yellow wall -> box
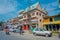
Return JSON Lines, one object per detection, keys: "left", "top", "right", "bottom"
{"left": 43, "top": 18, "right": 50, "bottom": 23}
{"left": 43, "top": 16, "right": 60, "bottom": 25}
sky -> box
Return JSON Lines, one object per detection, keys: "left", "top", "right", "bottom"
{"left": 0, "top": 0, "right": 60, "bottom": 21}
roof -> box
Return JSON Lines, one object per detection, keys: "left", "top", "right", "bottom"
{"left": 23, "top": 2, "right": 40, "bottom": 13}
{"left": 44, "top": 13, "right": 60, "bottom": 18}
{"left": 18, "top": 2, "right": 47, "bottom": 15}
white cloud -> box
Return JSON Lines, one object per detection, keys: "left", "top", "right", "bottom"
{"left": 0, "top": 0, "right": 18, "bottom": 14}
{"left": 44, "top": 1, "right": 58, "bottom": 11}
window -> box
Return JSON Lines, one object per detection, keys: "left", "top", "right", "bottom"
{"left": 42, "top": 15, "right": 44, "bottom": 17}
{"left": 54, "top": 16, "right": 60, "bottom": 21}
{"left": 36, "top": 12, "right": 38, "bottom": 15}
{"left": 40, "top": 29, "right": 43, "bottom": 31}
{"left": 32, "top": 13, "right": 35, "bottom": 16}
{"left": 24, "top": 16, "right": 26, "bottom": 18}
{"left": 50, "top": 18, "right": 53, "bottom": 22}
{"left": 40, "top": 19, "right": 41, "bottom": 22}
{"left": 35, "top": 28, "right": 39, "bottom": 31}
{"left": 39, "top": 14, "right": 41, "bottom": 16}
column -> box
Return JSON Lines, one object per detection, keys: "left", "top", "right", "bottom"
{"left": 26, "top": 25, "right": 28, "bottom": 30}
{"left": 51, "top": 25, "right": 53, "bottom": 32}
{"left": 36, "top": 24, "right": 37, "bottom": 28}
{"left": 48, "top": 25, "right": 50, "bottom": 31}
{"left": 55, "top": 25, "right": 57, "bottom": 31}
{"left": 59, "top": 24, "right": 60, "bottom": 28}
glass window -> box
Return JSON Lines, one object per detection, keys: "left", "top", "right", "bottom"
{"left": 36, "top": 12, "right": 38, "bottom": 15}
{"left": 40, "top": 19, "right": 41, "bottom": 22}
{"left": 32, "top": 13, "right": 35, "bottom": 16}
{"left": 50, "top": 18, "right": 53, "bottom": 22}
{"left": 42, "top": 15, "right": 44, "bottom": 17}
{"left": 54, "top": 16, "right": 60, "bottom": 21}
{"left": 39, "top": 14, "right": 41, "bottom": 16}
{"left": 40, "top": 28, "right": 43, "bottom": 31}
{"left": 24, "top": 16, "right": 26, "bottom": 18}
{"left": 35, "top": 28, "right": 39, "bottom": 31}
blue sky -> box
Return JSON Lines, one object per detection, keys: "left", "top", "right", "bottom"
{"left": 0, "top": 0, "right": 59, "bottom": 21}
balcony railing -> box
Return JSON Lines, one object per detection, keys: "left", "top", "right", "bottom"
{"left": 18, "top": 14, "right": 23, "bottom": 17}
{"left": 23, "top": 17, "right": 28, "bottom": 20}
{"left": 19, "top": 19, "right": 23, "bottom": 21}
{"left": 31, "top": 19, "right": 38, "bottom": 23}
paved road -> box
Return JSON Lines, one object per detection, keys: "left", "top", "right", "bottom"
{"left": 0, "top": 31, "right": 60, "bottom": 40}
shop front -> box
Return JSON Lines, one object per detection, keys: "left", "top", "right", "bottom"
{"left": 45, "top": 24, "right": 60, "bottom": 31}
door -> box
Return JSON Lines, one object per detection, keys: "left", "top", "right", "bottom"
{"left": 23, "top": 25, "right": 26, "bottom": 30}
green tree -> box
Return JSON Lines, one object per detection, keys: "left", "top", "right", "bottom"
{"left": 0, "top": 21, "right": 4, "bottom": 26}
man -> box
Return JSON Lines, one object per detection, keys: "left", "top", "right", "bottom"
{"left": 19, "top": 26, "right": 24, "bottom": 35}
{"left": 20, "top": 26, "right": 22, "bottom": 34}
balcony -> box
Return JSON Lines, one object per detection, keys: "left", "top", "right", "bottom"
{"left": 23, "top": 16, "right": 28, "bottom": 20}
{"left": 19, "top": 19, "right": 23, "bottom": 21}
{"left": 23, "top": 18, "right": 28, "bottom": 20}
{"left": 31, "top": 12, "right": 38, "bottom": 18}
{"left": 31, "top": 15, "right": 36, "bottom": 18}
{"left": 18, "top": 14, "right": 23, "bottom": 17}
{"left": 31, "top": 19, "right": 38, "bottom": 23}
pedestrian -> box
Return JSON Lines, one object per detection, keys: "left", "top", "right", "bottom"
{"left": 58, "top": 28, "right": 60, "bottom": 38}
{"left": 5, "top": 26, "right": 10, "bottom": 35}
{"left": 19, "top": 26, "right": 23, "bottom": 35}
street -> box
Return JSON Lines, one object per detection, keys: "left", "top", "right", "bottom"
{"left": 0, "top": 31, "right": 60, "bottom": 40}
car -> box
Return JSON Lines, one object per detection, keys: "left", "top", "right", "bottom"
{"left": 9, "top": 28, "right": 15, "bottom": 32}
{"left": 33, "top": 28, "right": 52, "bottom": 37}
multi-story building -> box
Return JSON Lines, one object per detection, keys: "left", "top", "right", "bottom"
{"left": 43, "top": 14, "right": 60, "bottom": 31}
{"left": 8, "top": 17, "right": 20, "bottom": 28}
{"left": 18, "top": 2, "right": 47, "bottom": 30}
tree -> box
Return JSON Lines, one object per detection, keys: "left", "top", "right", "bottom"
{"left": 0, "top": 21, "right": 4, "bottom": 26}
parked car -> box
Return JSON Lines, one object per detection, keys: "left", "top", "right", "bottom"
{"left": 33, "top": 28, "right": 52, "bottom": 37}
{"left": 9, "top": 28, "right": 15, "bottom": 32}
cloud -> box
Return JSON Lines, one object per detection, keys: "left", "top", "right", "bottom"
{"left": 41, "top": 0, "right": 59, "bottom": 16}
{"left": 42, "top": 1, "right": 58, "bottom": 11}
{"left": 0, "top": 0, "right": 18, "bottom": 14}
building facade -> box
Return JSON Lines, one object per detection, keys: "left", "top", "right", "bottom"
{"left": 18, "top": 2, "right": 47, "bottom": 30}
{"left": 8, "top": 17, "right": 20, "bottom": 28}
{"left": 43, "top": 14, "right": 60, "bottom": 31}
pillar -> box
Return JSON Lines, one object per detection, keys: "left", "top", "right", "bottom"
{"left": 51, "top": 25, "right": 53, "bottom": 32}
{"left": 59, "top": 24, "right": 60, "bottom": 28}
{"left": 48, "top": 25, "right": 50, "bottom": 31}
{"left": 55, "top": 25, "right": 57, "bottom": 31}
{"left": 36, "top": 24, "right": 37, "bottom": 28}
{"left": 26, "top": 25, "right": 28, "bottom": 30}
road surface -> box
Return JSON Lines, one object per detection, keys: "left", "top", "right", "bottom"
{"left": 0, "top": 31, "right": 60, "bottom": 40}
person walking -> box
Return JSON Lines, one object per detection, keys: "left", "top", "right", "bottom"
{"left": 58, "top": 28, "right": 60, "bottom": 38}
{"left": 19, "top": 26, "right": 23, "bottom": 35}
{"left": 5, "top": 26, "right": 10, "bottom": 35}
